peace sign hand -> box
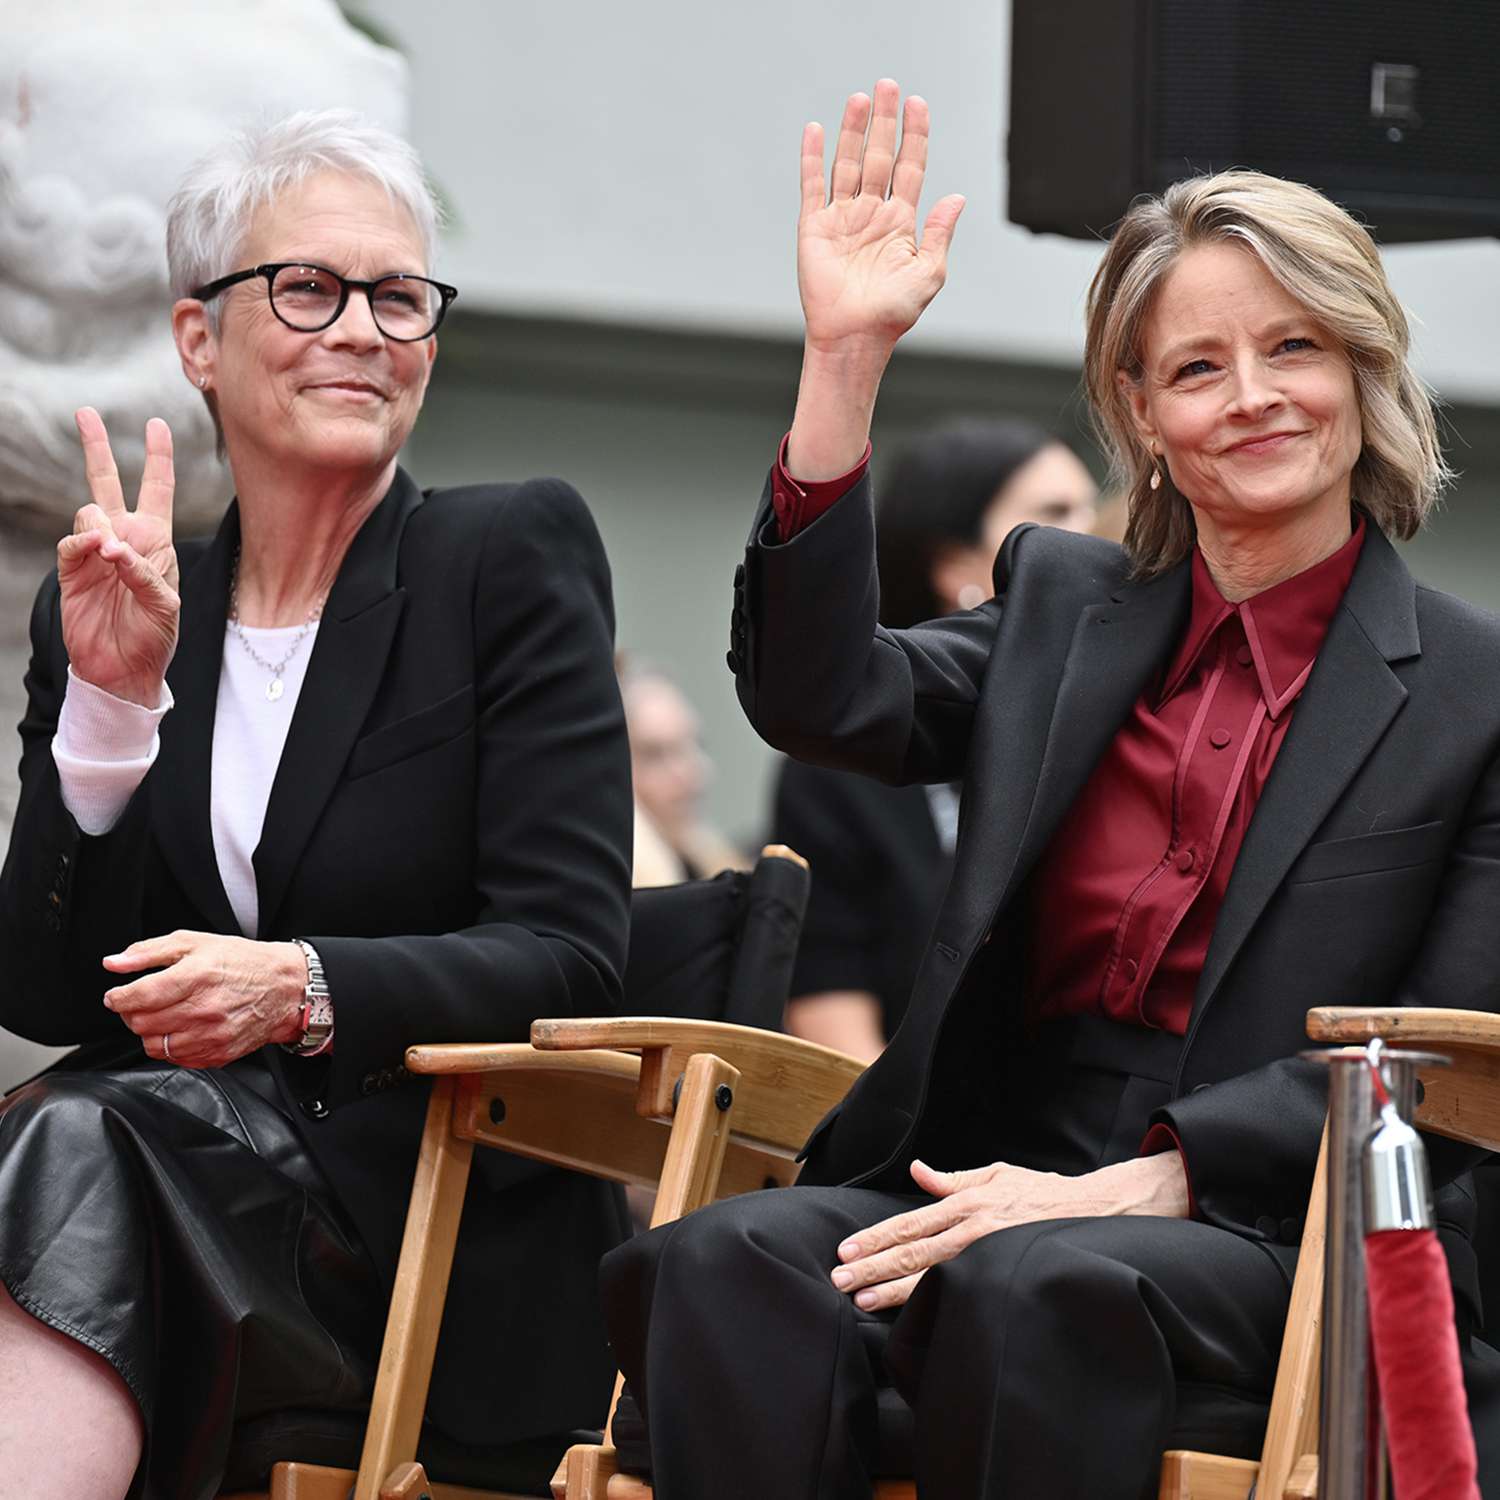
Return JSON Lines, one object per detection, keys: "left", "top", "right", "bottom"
{"left": 798, "top": 81, "right": 966, "bottom": 357}
{"left": 57, "top": 408, "right": 180, "bottom": 709}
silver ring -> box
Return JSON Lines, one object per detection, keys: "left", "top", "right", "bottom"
{"left": 163, "top": 1033, "right": 172, "bottom": 1060}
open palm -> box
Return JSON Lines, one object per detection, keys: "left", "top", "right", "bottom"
{"left": 798, "top": 84, "right": 965, "bottom": 353}
{"left": 58, "top": 408, "right": 180, "bottom": 708}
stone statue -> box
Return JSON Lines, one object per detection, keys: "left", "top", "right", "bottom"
{"left": 0, "top": 0, "right": 411, "bottom": 1079}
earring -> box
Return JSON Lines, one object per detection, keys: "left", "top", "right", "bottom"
{"left": 1149, "top": 462, "right": 1162, "bottom": 491}
{"left": 198, "top": 375, "right": 208, "bottom": 389}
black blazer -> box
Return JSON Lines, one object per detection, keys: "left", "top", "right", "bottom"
{"left": 731, "top": 473, "right": 1500, "bottom": 1282}
{"left": 0, "top": 468, "right": 634, "bottom": 1443}
{"left": 770, "top": 757, "right": 951, "bottom": 1038}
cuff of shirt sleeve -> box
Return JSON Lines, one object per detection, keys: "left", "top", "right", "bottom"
{"left": 1140, "top": 1121, "right": 1199, "bottom": 1219}
{"left": 770, "top": 432, "right": 872, "bottom": 541}
{"left": 52, "top": 668, "right": 174, "bottom": 836}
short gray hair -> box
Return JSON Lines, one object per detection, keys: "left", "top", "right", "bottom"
{"left": 166, "top": 109, "right": 441, "bottom": 332}
{"left": 1083, "top": 169, "right": 1451, "bottom": 577}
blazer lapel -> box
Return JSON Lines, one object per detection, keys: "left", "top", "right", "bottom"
{"left": 155, "top": 509, "right": 241, "bottom": 935}
{"left": 1005, "top": 559, "right": 1192, "bottom": 894}
{"left": 251, "top": 470, "right": 423, "bottom": 936}
{"left": 1184, "top": 527, "right": 1420, "bottom": 1048}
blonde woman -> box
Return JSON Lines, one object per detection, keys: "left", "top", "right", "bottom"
{"left": 601, "top": 82, "right": 1500, "bottom": 1497}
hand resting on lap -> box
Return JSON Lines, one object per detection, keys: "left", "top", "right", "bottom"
{"left": 831, "top": 1152, "right": 1192, "bottom": 1311}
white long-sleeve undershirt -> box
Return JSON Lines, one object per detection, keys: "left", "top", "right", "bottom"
{"left": 51, "top": 625, "right": 318, "bottom": 938}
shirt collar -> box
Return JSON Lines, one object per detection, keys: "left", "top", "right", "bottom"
{"left": 1158, "top": 513, "right": 1366, "bottom": 719}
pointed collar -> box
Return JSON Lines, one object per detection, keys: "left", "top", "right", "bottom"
{"left": 1157, "top": 513, "right": 1366, "bottom": 719}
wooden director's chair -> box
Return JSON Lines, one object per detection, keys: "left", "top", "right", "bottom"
{"left": 237, "top": 997, "right": 1500, "bottom": 1499}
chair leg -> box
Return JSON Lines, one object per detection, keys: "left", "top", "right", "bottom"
{"left": 351, "top": 1076, "right": 477, "bottom": 1500}
{"left": 1253, "top": 1125, "right": 1328, "bottom": 1495}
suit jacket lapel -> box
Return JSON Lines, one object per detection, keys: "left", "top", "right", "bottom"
{"left": 1184, "top": 526, "right": 1420, "bottom": 1046}
{"left": 252, "top": 469, "right": 423, "bottom": 936}
{"left": 1005, "top": 559, "right": 1192, "bottom": 894}
{"left": 155, "top": 509, "right": 241, "bottom": 935}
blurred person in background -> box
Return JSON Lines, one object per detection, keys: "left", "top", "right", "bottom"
{"left": 0, "top": 112, "right": 632, "bottom": 1499}
{"left": 620, "top": 656, "right": 749, "bottom": 887}
{"left": 773, "top": 417, "right": 1097, "bottom": 1060}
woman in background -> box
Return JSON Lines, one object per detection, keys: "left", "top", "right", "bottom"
{"left": 773, "top": 418, "right": 1096, "bottom": 1059}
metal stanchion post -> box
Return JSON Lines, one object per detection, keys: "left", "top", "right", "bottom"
{"left": 1306, "top": 1045, "right": 1441, "bottom": 1500}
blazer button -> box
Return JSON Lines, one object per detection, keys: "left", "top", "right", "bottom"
{"left": 360, "top": 1072, "right": 380, "bottom": 1097}
{"left": 725, "top": 649, "right": 741, "bottom": 674}
{"left": 303, "top": 1098, "right": 330, "bottom": 1120}
{"left": 1191, "top": 1082, "right": 1212, "bottom": 1095}
{"left": 1255, "top": 1214, "right": 1279, "bottom": 1240}
{"left": 1280, "top": 1216, "right": 1303, "bottom": 1242}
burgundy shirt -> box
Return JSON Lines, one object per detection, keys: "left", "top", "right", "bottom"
{"left": 768, "top": 442, "right": 1365, "bottom": 1191}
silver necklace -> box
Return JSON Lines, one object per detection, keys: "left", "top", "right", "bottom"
{"left": 227, "top": 549, "right": 328, "bottom": 702}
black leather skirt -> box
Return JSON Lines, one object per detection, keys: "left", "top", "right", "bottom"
{"left": 0, "top": 1054, "right": 386, "bottom": 1500}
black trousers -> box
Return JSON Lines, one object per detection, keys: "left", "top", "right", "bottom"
{"left": 604, "top": 1182, "right": 1292, "bottom": 1500}
{"left": 602, "top": 1021, "right": 1297, "bottom": 1500}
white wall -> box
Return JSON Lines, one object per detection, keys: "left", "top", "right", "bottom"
{"left": 359, "top": 0, "right": 1500, "bottom": 400}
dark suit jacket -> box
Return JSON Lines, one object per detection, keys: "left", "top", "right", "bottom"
{"left": 0, "top": 467, "right": 635, "bottom": 1443}
{"left": 730, "top": 473, "right": 1500, "bottom": 1295}
{"left": 770, "top": 757, "right": 951, "bottom": 1038}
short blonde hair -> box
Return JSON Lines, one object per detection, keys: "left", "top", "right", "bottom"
{"left": 1083, "top": 170, "right": 1450, "bottom": 575}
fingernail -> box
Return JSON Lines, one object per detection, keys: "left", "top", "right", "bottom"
{"left": 838, "top": 1239, "right": 860, "bottom": 1260}
{"left": 103, "top": 993, "right": 115, "bottom": 1009}
{"left": 855, "top": 1290, "right": 878, "bottom": 1309}
{"left": 830, "top": 1268, "right": 853, "bottom": 1290}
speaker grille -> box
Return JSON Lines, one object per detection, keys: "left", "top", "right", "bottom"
{"left": 1150, "top": 0, "right": 1500, "bottom": 207}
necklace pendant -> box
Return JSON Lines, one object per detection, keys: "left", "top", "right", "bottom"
{"left": 266, "top": 677, "right": 285, "bottom": 702}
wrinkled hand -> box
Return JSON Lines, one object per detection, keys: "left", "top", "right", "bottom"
{"left": 830, "top": 1154, "right": 1190, "bottom": 1312}
{"left": 58, "top": 408, "right": 179, "bottom": 709}
{"left": 103, "top": 931, "right": 307, "bottom": 1068}
{"left": 797, "top": 79, "right": 965, "bottom": 356}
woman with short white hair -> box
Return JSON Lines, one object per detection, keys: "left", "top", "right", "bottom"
{"left": 602, "top": 82, "right": 1500, "bottom": 1497}
{"left": 0, "top": 111, "right": 633, "bottom": 1498}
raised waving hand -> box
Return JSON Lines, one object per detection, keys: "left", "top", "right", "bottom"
{"left": 787, "top": 81, "right": 965, "bottom": 479}
{"left": 798, "top": 82, "right": 965, "bottom": 352}
{"left": 58, "top": 409, "right": 180, "bottom": 708}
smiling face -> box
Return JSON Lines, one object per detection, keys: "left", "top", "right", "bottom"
{"left": 1123, "top": 240, "right": 1362, "bottom": 538}
{"left": 180, "top": 169, "right": 436, "bottom": 480}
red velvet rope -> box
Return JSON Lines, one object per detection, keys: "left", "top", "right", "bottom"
{"left": 1364, "top": 1228, "right": 1480, "bottom": 1500}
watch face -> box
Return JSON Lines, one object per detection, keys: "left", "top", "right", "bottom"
{"left": 308, "top": 995, "right": 335, "bottom": 1029}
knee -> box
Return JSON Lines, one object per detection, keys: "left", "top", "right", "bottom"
{"left": 0, "top": 1075, "right": 114, "bottom": 1160}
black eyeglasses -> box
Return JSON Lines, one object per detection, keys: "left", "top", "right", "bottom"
{"left": 190, "top": 262, "right": 458, "bottom": 341}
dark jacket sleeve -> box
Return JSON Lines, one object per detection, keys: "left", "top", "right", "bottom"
{"left": 1153, "top": 742, "right": 1500, "bottom": 1239}
{"left": 0, "top": 573, "right": 153, "bottom": 1047}
{"left": 303, "top": 479, "right": 634, "bottom": 1112}
{"left": 734, "top": 470, "right": 1001, "bottom": 787}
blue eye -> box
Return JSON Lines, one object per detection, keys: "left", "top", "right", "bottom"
{"left": 1175, "top": 358, "right": 1214, "bottom": 379}
{"left": 1278, "top": 336, "right": 1316, "bottom": 353}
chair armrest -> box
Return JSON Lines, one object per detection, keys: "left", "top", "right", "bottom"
{"left": 531, "top": 1016, "right": 866, "bottom": 1152}
{"left": 403, "top": 1040, "right": 636, "bottom": 1075}
{"left": 1307, "top": 1006, "right": 1500, "bottom": 1153}
{"left": 1307, "top": 1006, "right": 1500, "bottom": 1052}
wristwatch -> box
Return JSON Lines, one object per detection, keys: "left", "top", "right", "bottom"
{"left": 282, "top": 938, "right": 334, "bottom": 1057}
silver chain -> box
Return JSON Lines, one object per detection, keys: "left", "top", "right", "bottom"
{"left": 227, "top": 547, "right": 328, "bottom": 702}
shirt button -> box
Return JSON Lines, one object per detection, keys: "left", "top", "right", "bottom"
{"left": 1236, "top": 645, "right": 1253, "bottom": 668}
{"left": 1174, "top": 848, "right": 1196, "bottom": 873}
{"left": 1124, "top": 958, "right": 1139, "bottom": 980}
{"left": 1209, "top": 728, "right": 1232, "bottom": 749}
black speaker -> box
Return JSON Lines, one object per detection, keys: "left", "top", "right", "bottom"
{"left": 1007, "top": 0, "right": 1500, "bottom": 242}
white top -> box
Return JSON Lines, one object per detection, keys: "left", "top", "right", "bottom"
{"left": 51, "top": 624, "right": 318, "bottom": 938}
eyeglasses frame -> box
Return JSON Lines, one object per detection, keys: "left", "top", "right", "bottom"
{"left": 189, "top": 262, "right": 459, "bottom": 341}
